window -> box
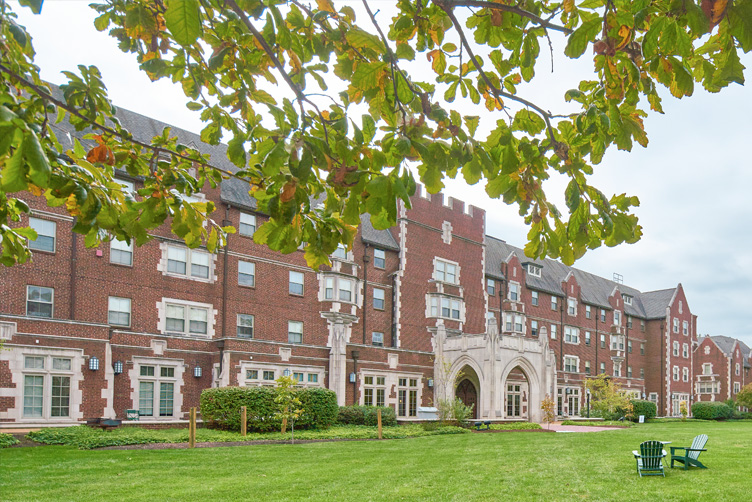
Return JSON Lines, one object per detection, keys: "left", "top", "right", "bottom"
{"left": 398, "top": 378, "right": 418, "bottom": 417}
{"left": 364, "top": 375, "right": 386, "bottom": 407}
{"left": 567, "top": 298, "right": 577, "bottom": 316}
{"left": 289, "top": 271, "right": 304, "bottom": 295}
{"left": 613, "top": 310, "right": 621, "bottom": 326}
{"left": 640, "top": 320, "right": 646, "bottom": 332}
{"left": 237, "top": 314, "right": 254, "bottom": 339}
{"left": 611, "top": 335, "right": 624, "bottom": 351}
{"left": 551, "top": 296, "right": 559, "bottom": 311}
{"left": 372, "top": 332, "right": 384, "bottom": 347}
{"left": 682, "top": 367, "right": 689, "bottom": 382}
{"left": 585, "top": 360, "right": 591, "bottom": 375}
{"left": 138, "top": 363, "right": 177, "bottom": 417}
{"left": 698, "top": 381, "right": 718, "bottom": 394}
{"left": 628, "top": 340, "right": 633, "bottom": 353}
{"left": 288, "top": 321, "right": 303, "bottom": 344}
{"left": 507, "top": 383, "right": 522, "bottom": 417}
{"left": 585, "top": 305, "right": 591, "bottom": 319}
{"left": 564, "top": 326, "right": 579, "bottom": 344}
{"left": 323, "top": 276, "right": 356, "bottom": 304}
{"left": 110, "top": 238, "right": 133, "bottom": 266}
{"left": 550, "top": 324, "right": 557, "bottom": 340}
{"left": 564, "top": 356, "right": 578, "bottom": 373}
{"left": 237, "top": 261, "right": 255, "bottom": 287}
{"left": 263, "top": 370, "right": 275, "bottom": 381}
{"left": 430, "top": 296, "right": 461, "bottom": 320}
{"left": 325, "top": 277, "right": 334, "bottom": 300}
{"left": 338, "top": 279, "right": 353, "bottom": 302}
{"left": 627, "top": 365, "right": 633, "bottom": 378}
{"left": 682, "top": 343, "right": 688, "bottom": 358}
{"left": 682, "top": 320, "right": 688, "bottom": 335}
{"left": 600, "top": 309, "right": 606, "bottom": 322}
{"left": 600, "top": 334, "right": 606, "bottom": 348}
{"left": 239, "top": 212, "right": 256, "bottom": 237}
{"left": 373, "top": 288, "right": 385, "bottom": 310}
{"left": 531, "top": 320, "right": 538, "bottom": 337}
{"left": 293, "top": 372, "right": 304, "bottom": 383}
{"left": 22, "top": 355, "right": 73, "bottom": 419}
{"left": 486, "top": 279, "right": 496, "bottom": 296}
{"left": 627, "top": 316, "right": 633, "bottom": 329}
{"left": 434, "top": 259, "right": 458, "bottom": 284}
{"left": 108, "top": 296, "right": 131, "bottom": 327}
{"left": 527, "top": 264, "right": 542, "bottom": 277}
{"left": 679, "top": 300, "right": 683, "bottom": 313}
{"left": 673, "top": 341, "right": 680, "bottom": 357}
{"left": 308, "top": 374, "right": 318, "bottom": 383}
{"left": 165, "top": 304, "right": 210, "bottom": 336}
{"left": 736, "top": 363, "right": 740, "bottom": 376}
{"left": 673, "top": 366, "right": 679, "bottom": 381}
{"left": 600, "top": 362, "right": 606, "bottom": 373}
{"left": 640, "top": 342, "right": 645, "bottom": 355}
{"left": 531, "top": 291, "right": 539, "bottom": 306}
{"left": 640, "top": 368, "right": 644, "bottom": 379}
{"left": 115, "top": 177, "right": 135, "bottom": 194}
{"left": 508, "top": 283, "right": 520, "bottom": 301}
{"left": 622, "top": 294, "right": 633, "bottom": 305}
{"left": 27, "top": 286, "right": 54, "bottom": 318}
{"left": 613, "top": 361, "right": 622, "bottom": 377}
{"left": 673, "top": 318, "right": 679, "bottom": 333}
{"left": 585, "top": 331, "right": 591, "bottom": 346}
{"left": 28, "top": 217, "right": 56, "bottom": 252}
{"left": 374, "top": 248, "right": 385, "bottom": 269}
{"left": 166, "top": 246, "right": 212, "bottom": 280}
{"left": 702, "top": 363, "right": 713, "bottom": 375}
{"left": 332, "top": 244, "right": 348, "bottom": 260}
{"left": 734, "top": 382, "right": 741, "bottom": 393}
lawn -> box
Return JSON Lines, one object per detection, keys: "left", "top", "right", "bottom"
{"left": 2, "top": 421, "right": 750, "bottom": 501}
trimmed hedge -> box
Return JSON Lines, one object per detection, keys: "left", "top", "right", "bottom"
{"left": 337, "top": 405, "right": 397, "bottom": 427}
{"left": 200, "top": 386, "right": 338, "bottom": 432}
{"left": 630, "top": 400, "right": 657, "bottom": 421}
{"left": 691, "top": 401, "right": 733, "bottom": 420}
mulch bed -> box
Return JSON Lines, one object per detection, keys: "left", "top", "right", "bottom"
{"left": 6, "top": 434, "right": 44, "bottom": 448}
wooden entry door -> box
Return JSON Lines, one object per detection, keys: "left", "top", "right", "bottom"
{"left": 456, "top": 379, "right": 478, "bottom": 419}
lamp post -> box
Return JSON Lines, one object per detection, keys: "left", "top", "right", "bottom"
{"left": 586, "top": 389, "right": 591, "bottom": 418}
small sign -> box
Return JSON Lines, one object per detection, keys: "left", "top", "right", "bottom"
{"left": 639, "top": 415, "right": 645, "bottom": 423}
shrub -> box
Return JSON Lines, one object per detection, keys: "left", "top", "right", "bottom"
{"left": 691, "top": 401, "right": 733, "bottom": 420}
{"left": 0, "top": 433, "right": 19, "bottom": 448}
{"left": 489, "top": 422, "right": 542, "bottom": 430}
{"left": 200, "top": 386, "right": 337, "bottom": 432}
{"left": 630, "top": 400, "right": 657, "bottom": 421}
{"left": 337, "top": 405, "right": 366, "bottom": 425}
{"left": 421, "top": 421, "right": 440, "bottom": 431}
{"left": 337, "top": 405, "right": 396, "bottom": 427}
{"left": 364, "top": 406, "right": 396, "bottom": 426}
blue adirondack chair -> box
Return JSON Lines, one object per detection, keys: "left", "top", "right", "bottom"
{"left": 671, "top": 434, "right": 709, "bottom": 470}
{"left": 633, "top": 440, "right": 667, "bottom": 477}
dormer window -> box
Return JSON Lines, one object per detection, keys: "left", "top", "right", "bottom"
{"left": 527, "top": 264, "right": 542, "bottom": 277}
{"left": 622, "top": 294, "right": 633, "bottom": 305}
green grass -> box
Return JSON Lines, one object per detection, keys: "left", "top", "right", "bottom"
{"left": 560, "top": 420, "right": 633, "bottom": 427}
{"left": 2, "top": 421, "right": 750, "bottom": 501}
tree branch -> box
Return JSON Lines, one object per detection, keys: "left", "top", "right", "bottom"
{"left": 448, "top": 0, "right": 572, "bottom": 34}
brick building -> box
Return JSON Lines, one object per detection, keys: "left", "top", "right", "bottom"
{"left": 0, "top": 98, "right": 706, "bottom": 426}
{"left": 693, "top": 335, "right": 750, "bottom": 404}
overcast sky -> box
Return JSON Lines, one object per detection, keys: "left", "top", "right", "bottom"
{"left": 12, "top": 2, "right": 752, "bottom": 346}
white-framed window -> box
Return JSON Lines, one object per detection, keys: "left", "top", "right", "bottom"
{"left": 373, "top": 288, "right": 385, "bottom": 310}
{"left": 372, "top": 331, "right": 384, "bottom": 347}
{"left": 611, "top": 335, "right": 625, "bottom": 351}
{"left": 530, "top": 320, "right": 538, "bottom": 337}
{"left": 430, "top": 296, "right": 462, "bottom": 321}
{"left": 736, "top": 363, "right": 740, "bottom": 376}
{"left": 397, "top": 377, "right": 419, "bottom": 417}
{"left": 239, "top": 212, "right": 256, "bottom": 237}
{"left": 551, "top": 296, "right": 558, "bottom": 311}
{"left": 641, "top": 319, "right": 646, "bottom": 332}
{"left": 338, "top": 279, "right": 353, "bottom": 302}
{"left": 531, "top": 291, "right": 539, "bottom": 306}
{"left": 613, "top": 310, "right": 621, "bottom": 326}
{"left": 585, "top": 360, "right": 591, "bottom": 374}
{"left": 115, "top": 177, "right": 135, "bottom": 194}
{"left": 288, "top": 321, "right": 303, "bottom": 344}
{"left": 434, "top": 259, "right": 458, "bottom": 284}
{"left": 673, "top": 318, "right": 679, "bottom": 333}
{"left": 698, "top": 381, "right": 718, "bottom": 394}
{"left": 628, "top": 340, "right": 633, "bottom": 353}
{"left": 622, "top": 294, "right": 633, "bottom": 305}
{"left": 322, "top": 275, "right": 356, "bottom": 304}
{"left": 508, "top": 283, "right": 520, "bottom": 301}
{"left": 682, "top": 343, "right": 689, "bottom": 358}
{"left": 682, "top": 320, "right": 688, "bottom": 335}
{"left": 600, "top": 309, "right": 606, "bottom": 322}
{"left": 702, "top": 363, "right": 713, "bottom": 375}
{"left": 527, "top": 264, "right": 542, "bottom": 277}
{"left": 110, "top": 238, "right": 133, "bottom": 266}
{"left": 627, "top": 316, "right": 633, "bottom": 328}
{"left": 137, "top": 363, "right": 177, "bottom": 417}
{"left": 486, "top": 279, "right": 496, "bottom": 296}
{"left": 504, "top": 313, "right": 524, "bottom": 333}
{"left": 166, "top": 246, "right": 212, "bottom": 280}
{"left": 238, "top": 261, "right": 255, "bottom": 287}
{"left": 585, "top": 331, "right": 591, "bottom": 345}
{"left": 734, "top": 382, "right": 741, "bottom": 393}
{"left": 363, "top": 375, "right": 386, "bottom": 407}
{"left": 373, "top": 248, "right": 385, "bottom": 269}
{"left": 673, "top": 341, "right": 680, "bottom": 357}
{"left": 27, "top": 285, "right": 54, "bottom": 318}
{"left": 613, "top": 360, "right": 622, "bottom": 377}
{"left": 673, "top": 365, "right": 680, "bottom": 381}
{"left": 237, "top": 314, "right": 254, "bottom": 339}
{"left": 600, "top": 362, "right": 606, "bottom": 373}
{"left": 332, "top": 244, "right": 348, "bottom": 260}
{"left": 564, "top": 326, "right": 579, "bottom": 344}
{"left": 161, "top": 301, "right": 213, "bottom": 337}
{"left": 600, "top": 334, "right": 606, "bottom": 348}
{"left": 567, "top": 298, "right": 577, "bottom": 316}
{"left": 263, "top": 370, "right": 275, "bottom": 381}
{"left": 682, "top": 367, "right": 689, "bottom": 382}
{"left": 550, "top": 324, "right": 557, "bottom": 339}
{"left": 108, "top": 296, "right": 131, "bottom": 327}
{"left": 28, "top": 217, "right": 56, "bottom": 252}
{"left": 585, "top": 305, "right": 591, "bottom": 319}
{"left": 564, "top": 356, "right": 578, "bottom": 373}
{"left": 22, "top": 355, "right": 74, "bottom": 419}
{"left": 289, "top": 271, "right": 304, "bottom": 295}
{"left": 627, "top": 365, "right": 633, "bottom": 378}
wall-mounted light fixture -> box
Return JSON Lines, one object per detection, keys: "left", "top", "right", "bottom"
{"left": 349, "top": 372, "right": 356, "bottom": 383}
{"left": 427, "top": 378, "right": 434, "bottom": 388}
{"left": 283, "top": 369, "right": 291, "bottom": 377}
{"left": 194, "top": 366, "right": 202, "bottom": 378}
{"left": 113, "top": 361, "right": 123, "bottom": 375}
{"left": 89, "top": 356, "right": 99, "bottom": 371}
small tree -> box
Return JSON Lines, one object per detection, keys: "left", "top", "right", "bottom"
{"left": 274, "top": 375, "right": 304, "bottom": 443}
{"left": 541, "top": 394, "right": 556, "bottom": 430}
{"left": 680, "top": 400, "right": 688, "bottom": 420}
{"left": 737, "top": 383, "right": 752, "bottom": 410}
{"left": 585, "top": 374, "right": 633, "bottom": 420}
{"left": 432, "top": 356, "right": 464, "bottom": 425}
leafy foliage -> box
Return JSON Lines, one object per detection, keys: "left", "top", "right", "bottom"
{"left": 691, "top": 401, "right": 733, "bottom": 420}
{"left": 585, "top": 374, "right": 633, "bottom": 420}
{"left": 488, "top": 422, "right": 542, "bottom": 430}
{"left": 0, "top": 432, "right": 19, "bottom": 448}
{"left": 630, "top": 399, "right": 657, "bottom": 421}
{"left": 274, "top": 375, "right": 304, "bottom": 436}
{"left": 541, "top": 394, "right": 556, "bottom": 428}
{"left": 1, "top": 0, "right": 750, "bottom": 266}
{"left": 737, "top": 382, "right": 752, "bottom": 409}
{"left": 337, "top": 405, "right": 397, "bottom": 427}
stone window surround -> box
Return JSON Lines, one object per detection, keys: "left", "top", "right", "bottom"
{"left": 156, "top": 298, "right": 217, "bottom": 339}
{"left": 319, "top": 273, "right": 361, "bottom": 306}
{"left": 426, "top": 293, "right": 465, "bottom": 323}
{"left": 129, "top": 356, "right": 185, "bottom": 421}
{"left": 237, "top": 360, "right": 324, "bottom": 388}
{"left": 157, "top": 241, "right": 218, "bottom": 284}
{"left": 432, "top": 257, "right": 460, "bottom": 285}
{"left": 358, "top": 369, "right": 423, "bottom": 416}
{"left": 564, "top": 355, "right": 579, "bottom": 373}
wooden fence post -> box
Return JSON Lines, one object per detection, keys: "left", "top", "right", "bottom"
{"left": 377, "top": 409, "right": 383, "bottom": 440}
{"left": 189, "top": 407, "right": 196, "bottom": 448}
{"left": 241, "top": 406, "right": 247, "bottom": 437}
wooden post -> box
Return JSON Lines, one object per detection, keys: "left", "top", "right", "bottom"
{"left": 377, "top": 409, "right": 383, "bottom": 440}
{"left": 241, "top": 406, "right": 247, "bottom": 437}
{"left": 189, "top": 407, "right": 196, "bottom": 448}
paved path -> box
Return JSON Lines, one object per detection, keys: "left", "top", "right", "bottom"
{"left": 547, "top": 424, "right": 625, "bottom": 433}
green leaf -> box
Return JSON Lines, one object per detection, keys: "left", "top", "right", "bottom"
{"left": 1, "top": 146, "right": 27, "bottom": 192}
{"left": 351, "top": 62, "right": 387, "bottom": 90}
{"left": 362, "top": 115, "right": 376, "bottom": 143}
{"left": 19, "top": 0, "right": 43, "bottom": 14}
{"left": 227, "top": 135, "right": 247, "bottom": 168}
{"left": 464, "top": 116, "right": 479, "bottom": 136}
{"left": 564, "top": 17, "right": 602, "bottom": 58}
{"left": 165, "top": 0, "right": 202, "bottom": 47}
{"left": 728, "top": 0, "right": 752, "bottom": 52}
{"left": 24, "top": 133, "right": 51, "bottom": 188}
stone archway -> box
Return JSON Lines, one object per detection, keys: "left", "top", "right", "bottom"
{"left": 455, "top": 364, "right": 481, "bottom": 419}
{"left": 503, "top": 366, "right": 529, "bottom": 420}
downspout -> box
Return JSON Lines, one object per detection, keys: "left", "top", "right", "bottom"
{"left": 221, "top": 204, "right": 231, "bottom": 341}
{"left": 559, "top": 301, "right": 564, "bottom": 370}
{"left": 362, "top": 243, "right": 369, "bottom": 344}
{"left": 70, "top": 231, "right": 77, "bottom": 319}
{"left": 595, "top": 310, "right": 599, "bottom": 374}
{"left": 660, "top": 320, "right": 665, "bottom": 416}
{"left": 352, "top": 350, "right": 359, "bottom": 404}
{"left": 625, "top": 321, "right": 630, "bottom": 379}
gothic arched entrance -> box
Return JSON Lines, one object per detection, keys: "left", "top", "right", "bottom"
{"left": 503, "top": 366, "right": 530, "bottom": 420}
{"left": 456, "top": 379, "right": 478, "bottom": 419}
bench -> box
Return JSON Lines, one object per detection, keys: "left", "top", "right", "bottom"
{"left": 474, "top": 421, "right": 491, "bottom": 431}
{"left": 86, "top": 418, "right": 122, "bottom": 431}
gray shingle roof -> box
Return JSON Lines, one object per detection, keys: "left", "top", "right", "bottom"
{"left": 711, "top": 335, "right": 738, "bottom": 357}
{"left": 360, "top": 213, "right": 399, "bottom": 251}
{"left": 484, "top": 236, "right": 677, "bottom": 319}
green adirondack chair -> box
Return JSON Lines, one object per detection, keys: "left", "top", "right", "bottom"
{"left": 633, "top": 440, "right": 667, "bottom": 477}
{"left": 670, "top": 434, "right": 709, "bottom": 470}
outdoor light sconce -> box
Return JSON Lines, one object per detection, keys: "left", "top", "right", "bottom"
{"left": 89, "top": 356, "right": 99, "bottom": 371}
{"left": 194, "top": 366, "right": 202, "bottom": 378}
{"left": 427, "top": 378, "right": 434, "bottom": 388}
{"left": 113, "top": 361, "right": 123, "bottom": 375}
{"left": 283, "top": 369, "right": 291, "bottom": 377}
{"left": 349, "top": 372, "right": 356, "bottom": 383}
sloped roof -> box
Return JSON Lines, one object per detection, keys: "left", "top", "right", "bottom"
{"left": 360, "top": 213, "right": 399, "bottom": 251}
{"left": 484, "top": 236, "right": 676, "bottom": 319}
{"left": 711, "top": 335, "right": 739, "bottom": 357}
